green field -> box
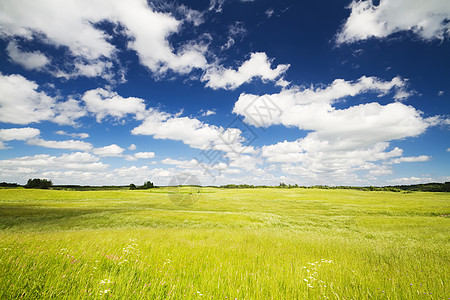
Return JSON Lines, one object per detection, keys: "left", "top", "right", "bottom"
{"left": 0, "top": 188, "right": 448, "bottom": 299}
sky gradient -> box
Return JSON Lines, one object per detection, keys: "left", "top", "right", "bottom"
{"left": 0, "top": 0, "right": 449, "bottom": 186}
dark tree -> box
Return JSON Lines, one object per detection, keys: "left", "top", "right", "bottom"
{"left": 142, "top": 181, "right": 154, "bottom": 189}
{"left": 24, "top": 178, "right": 53, "bottom": 189}
{"left": 129, "top": 183, "right": 137, "bottom": 190}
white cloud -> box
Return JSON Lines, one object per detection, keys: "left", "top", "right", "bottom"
{"left": 132, "top": 114, "right": 222, "bottom": 149}
{"left": 234, "top": 76, "right": 412, "bottom": 129}
{"left": 265, "top": 8, "right": 275, "bottom": 18}
{"left": 6, "top": 41, "right": 50, "bottom": 70}
{"left": 128, "top": 144, "right": 137, "bottom": 151}
{"left": 132, "top": 112, "right": 256, "bottom": 156}
{"left": 27, "top": 138, "right": 93, "bottom": 151}
{"left": 201, "top": 109, "right": 216, "bottom": 116}
{"left": 438, "top": 91, "right": 444, "bottom": 96}
{"left": 387, "top": 177, "right": 436, "bottom": 185}
{"left": 0, "top": 152, "right": 106, "bottom": 175}
{"left": 93, "top": 144, "right": 125, "bottom": 157}
{"left": 134, "top": 152, "right": 155, "bottom": 159}
{"left": 0, "top": 127, "right": 40, "bottom": 141}
{"left": 54, "top": 60, "right": 115, "bottom": 80}
{"left": 336, "top": 0, "right": 450, "bottom": 44}
{"left": 0, "top": 73, "right": 86, "bottom": 125}
{"left": 234, "top": 76, "right": 439, "bottom": 183}
{"left": 220, "top": 21, "right": 246, "bottom": 51}
{"left": 202, "top": 52, "right": 290, "bottom": 90}
{"left": 161, "top": 158, "right": 198, "bottom": 168}
{"left": 55, "top": 130, "right": 89, "bottom": 139}
{"left": 0, "top": 127, "right": 40, "bottom": 149}
{"left": 0, "top": 0, "right": 209, "bottom": 78}
{"left": 126, "top": 151, "right": 156, "bottom": 161}
{"left": 53, "top": 99, "right": 87, "bottom": 125}
{"left": 82, "top": 88, "right": 147, "bottom": 122}
{"left": 0, "top": 73, "right": 55, "bottom": 124}
{"left": 389, "top": 155, "right": 430, "bottom": 164}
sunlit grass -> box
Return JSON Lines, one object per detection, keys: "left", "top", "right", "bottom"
{"left": 0, "top": 188, "right": 448, "bottom": 299}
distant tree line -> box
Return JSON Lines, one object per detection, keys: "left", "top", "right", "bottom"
{"left": 0, "top": 182, "right": 19, "bottom": 188}
{"left": 220, "top": 182, "right": 450, "bottom": 192}
{"left": 0, "top": 179, "right": 448, "bottom": 192}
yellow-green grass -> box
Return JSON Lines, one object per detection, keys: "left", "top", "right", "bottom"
{"left": 0, "top": 188, "right": 448, "bottom": 299}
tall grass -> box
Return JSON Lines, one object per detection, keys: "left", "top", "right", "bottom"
{"left": 0, "top": 188, "right": 448, "bottom": 299}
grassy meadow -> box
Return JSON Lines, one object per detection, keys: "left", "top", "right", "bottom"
{"left": 0, "top": 187, "right": 448, "bottom": 299}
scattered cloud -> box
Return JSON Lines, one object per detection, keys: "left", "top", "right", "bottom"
{"left": 201, "top": 109, "right": 216, "bottom": 116}
{"left": 0, "top": 0, "right": 208, "bottom": 79}
{"left": 0, "top": 127, "right": 40, "bottom": 149}
{"left": 336, "top": 0, "right": 450, "bottom": 44}
{"left": 389, "top": 155, "right": 430, "bottom": 164}
{"left": 202, "top": 52, "right": 290, "bottom": 90}
{"left": 55, "top": 130, "right": 89, "bottom": 139}
{"left": 92, "top": 144, "right": 125, "bottom": 157}
{"left": 0, "top": 152, "right": 108, "bottom": 183}
{"left": 0, "top": 127, "right": 40, "bottom": 141}
{"left": 6, "top": 41, "right": 50, "bottom": 70}
{"left": 0, "top": 73, "right": 56, "bottom": 124}
{"left": 234, "top": 76, "right": 438, "bottom": 183}
{"left": 221, "top": 21, "right": 247, "bottom": 51}
{"left": 161, "top": 158, "right": 198, "bottom": 168}
{"left": 0, "top": 73, "right": 86, "bottom": 125}
{"left": 387, "top": 176, "right": 446, "bottom": 185}
{"left": 126, "top": 152, "right": 156, "bottom": 161}
{"left": 27, "top": 138, "right": 93, "bottom": 151}
{"left": 265, "top": 8, "right": 274, "bottom": 18}
{"left": 128, "top": 144, "right": 137, "bottom": 151}
{"left": 438, "top": 90, "right": 444, "bottom": 96}
{"left": 82, "top": 88, "right": 147, "bottom": 122}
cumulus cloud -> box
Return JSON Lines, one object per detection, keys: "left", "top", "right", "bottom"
{"left": 0, "top": 73, "right": 86, "bottom": 125}
{"left": 125, "top": 151, "right": 155, "bottom": 161}
{"left": 234, "top": 76, "right": 438, "bottom": 183}
{"left": 202, "top": 52, "right": 290, "bottom": 90}
{"left": 0, "top": 73, "right": 56, "bottom": 124}
{"left": 134, "top": 152, "right": 155, "bottom": 159}
{"left": 92, "top": 144, "right": 125, "bottom": 157}
{"left": 6, "top": 41, "right": 50, "bottom": 70}
{"left": 0, "top": 0, "right": 208, "bottom": 78}
{"left": 82, "top": 88, "right": 147, "bottom": 122}
{"left": 132, "top": 111, "right": 254, "bottom": 154}
{"left": 0, "top": 127, "right": 40, "bottom": 141}
{"left": 0, "top": 127, "right": 40, "bottom": 149}
{"left": 336, "top": 0, "right": 450, "bottom": 44}
{"left": 0, "top": 152, "right": 109, "bottom": 183}
{"left": 0, "top": 1, "right": 288, "bottom": 89}
{"left": 161, "top": 158, "right": 199, "bottom": 168}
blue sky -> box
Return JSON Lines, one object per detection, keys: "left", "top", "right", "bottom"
{"left": 0, "top": 0, "right": 449, "bottom": 186}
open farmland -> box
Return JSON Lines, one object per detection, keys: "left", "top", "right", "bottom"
{"left": 0, "top": 188, "right": 448, "bottom": 299}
